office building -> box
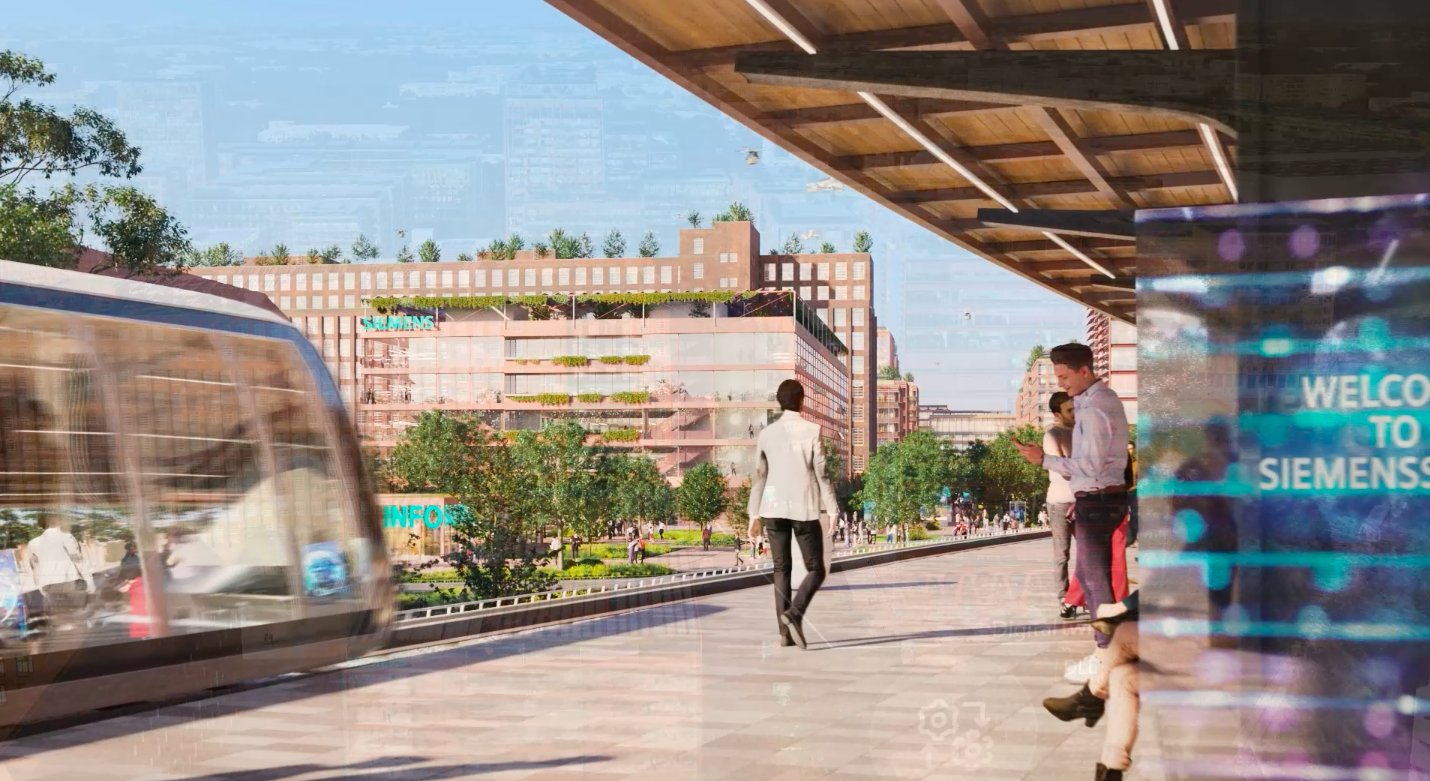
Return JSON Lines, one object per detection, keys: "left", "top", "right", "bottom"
{"left": 1014, "top": 356, "right": 1059, "bottom": 429}
{"left": 919, "top": 406, "right": 1015, "bottom": 448}
{"left": 1087, "top": 310, "right": 1138, "bottom": 422}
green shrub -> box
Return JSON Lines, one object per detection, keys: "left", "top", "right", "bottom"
{"left": 602, "top": 428, "right": 640, "bottom": 442}
{"left": 598, "top": 356, "right": 625, "bottom": 365}
{"left": 623, "top": 355, "right": 651, "bottom": 365}
{"left": 661, "top": 529, "right": 736, "bottom": 546}
{"left": 508, "top": 395, "right": 536, "bottom": 403}
{"left": 535, "top": 393, "right": 571, "bottom": 406}
{"left": 908, "top": 525, "right": 930, "bottom": 541}
{"left": 924, "top": 520, "right": 941, "bottom": 531}
{"left": 556, "top": 562, "right": 675, "bottom": 579}
{"left": 576, "top": 392, "right": 606, "bottom": 403}
{"left": 399, "top": 569, "right": 463, "bottom": 583}
{"left": 552, "top": 355, "right": 589, "bottom": 367}
{"left": 611, "top": 391, "right": 650, "bottom": 404}
{"left": 580, "top": 542, "right": 671, "bottom": 558}
{"left": 395, "top": 587, "right": 471, "bottom": 611}
{"left": 564, "top": 556, "right": 604, "bottom": 568}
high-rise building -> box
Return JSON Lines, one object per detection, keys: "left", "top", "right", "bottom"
{"left": 919, "top": 406, "right": 1015, "bottom": 448}
{"left": 1087, "top": 310, "right": 1138, "bottom": 422}
{"left": 1014, "top": 356, "right": 1059, "bottom": 429}
{"left": 876, "top": 378, "right": 919, "bottom": 448}
{"left": 185, "top": 221, "right": 876, "bottom": 479}
{"left": 876, "top": 327, "right": 898, "bottom": 372}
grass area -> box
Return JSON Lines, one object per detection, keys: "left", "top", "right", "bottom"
{"left": 579, "top": 542, "right": 671, "bottom": 559}
{"left": 658, "top": 529, "right": 737, "bottom": 546}
{"left": 557, "top": 562, "right": 675, "bottom": 579}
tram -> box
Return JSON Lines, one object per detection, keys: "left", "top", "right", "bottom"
{"left": 0, "top": 260, "right": 392, "bottom": 730}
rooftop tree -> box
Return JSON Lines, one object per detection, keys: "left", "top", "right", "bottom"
{"left": 418, "top": 239, "right": 441, "bottom": 263}
{"left": 854, "top": 230, "right": 873, "bottom": 253}
{"left": 637, "top": 231, "right": 660, "bottom": 258}
{"left": 602, "top": 229, "right": 626, "bottom": 258}
{"left": 350, "top": 234, "right": 379, "bottom": 262}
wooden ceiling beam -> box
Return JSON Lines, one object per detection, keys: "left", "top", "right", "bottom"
{"left": 1025, "top": 259, "right": 1137, "bottom": 273}
{"left": 935, "top": 0, "right": 1000, "bottom": 51}
{"left": 976, "top": 209, "right": 1136, "bottom": 240}
{"left": 767, "top": 97, "right": 1002, "bottom": 128}
{"left": 1027, "top": 105, "right": 1134, "bottom": 208}
{"left": 895, "top": 170, "right": 1221, "bottom": 204}
{"left": 1146, "top": 0, "right": 1193, "bottom": 50}
{"left": 996, "top": 236, "right": 1130, "bottom": 254}
{"left": 835, "top": 129, "right": 1219, "bottom": 171}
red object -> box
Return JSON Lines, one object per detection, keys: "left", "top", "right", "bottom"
{"left": 127, "top": 577, "right": 150, "bottom": 639}
{"left": 1065, "top": 518, "right": 1129, "bottom": 608}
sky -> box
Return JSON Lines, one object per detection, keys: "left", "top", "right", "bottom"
{"left": 2, "top": 0, "right": 1088, "bottom": 411}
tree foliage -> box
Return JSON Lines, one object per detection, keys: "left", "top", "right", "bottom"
{"left": 612, "top": 454, "right": 674, "bottom": 529}
{"left": 855, "top": 431, "right": 947, "bottom": 528}
{"left": 396, "top": 245, "right": 414, "bottom": 263}
{"left": 261, "top": 243, "right": 289, "bottom": 266}
{"left": 350, "top": 234, "right": 379, "bottom": 262}
{"left": 780, "top": 232, "right": 804, "bottom": 254}
{"left": 853, "top": 230, "right": 873, "bottom": 253}
{"left": 576, "top": 232, "right": 594, "bottom": 259}
{"left": 819, "top": 241, "right": 836, "bottom": 253}
{"left": 418, "top": 238, "right": 441, "bottom": 263}
{"left": 1026, "top": 344, "right": 1046, "bottom": 371}
{"left": 686, "top": 210, "right": 702, "bottom": 228}
{"left": 547, "top": 228, "right": 581, "bottom": 259}
{"left": 638, "top": 231, "right": 660, "bottom": 257}
{"left": 509, "top": 420, "right": 597, "bottom": 568}
{"left": 677, "top": 462, "right": 727, "bottom": 529}
{"left": 713, "top": 202, "right": 754, "bottom": 223}
{"left": 944, "top": 425, "right": 1051, "bottom": 512}
{"left": 878, "top": 364, "right": 901, "bottom": 381}
{"left": 1, "top": 51, "right": 141, "bottom": 184}
{"left": 186, "top": 242, "right": 244, "bottom": 267}
{"left": 602, "top": 229, "right": 626, "bottom": 258}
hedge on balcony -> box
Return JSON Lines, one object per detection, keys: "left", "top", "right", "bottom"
{"left": 610, "top": 391, "right": 651, "bottom": 404}
{"left": 601, "top": 428, "right": 640, "bottom": 442}
{"left": 509, "top": 358, "right": 541, "bottom": 365}
{"left": 623, "top": 355, "right": 650, "bottom": 365}
{"left": 552, "top": 355, "right": 589, "bottom": 367}
{"left": 576, "top": 392, "right": 606, "bottom": 403}
{"left": 508, "top": 393, "right": 571, "bottom": 406}
{"left": 597, "top": 356, "right": 624, "bottom": 365}
{"left": 367, "top": 290, "right": 740, "bottom": 313}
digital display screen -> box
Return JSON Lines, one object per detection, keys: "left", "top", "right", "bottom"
{"left": 1137, "top": 194, "right": 1430, "bottom": 780}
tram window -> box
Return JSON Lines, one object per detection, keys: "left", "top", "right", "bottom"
{"left": 234, "top": 338, "right": 361, "bottom": 614}
{"left": 0, "top": 305, "right": 135, "bottom": 655}
{"left": 96, "top": 324, "right": 300, "bottom": 634}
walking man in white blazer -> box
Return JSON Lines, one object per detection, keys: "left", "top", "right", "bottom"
{"left": 748, "top": 379, "right": 840, "bottom": 649}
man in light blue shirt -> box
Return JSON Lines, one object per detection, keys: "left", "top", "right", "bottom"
{"left": 1017, "top": 343, "right": 1129, "bottom": 664}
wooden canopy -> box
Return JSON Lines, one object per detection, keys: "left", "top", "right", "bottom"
{"left": 543, "top": 0, "right": 1242, "bottom": 323}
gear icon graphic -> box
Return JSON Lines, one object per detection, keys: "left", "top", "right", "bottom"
{"left": 917, "top": 699, "right": 959, "bottom": 742}
{"left": 949, "top": 728, "right": 994, "bottom": 770}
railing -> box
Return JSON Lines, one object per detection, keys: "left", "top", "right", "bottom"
{"left": 391, "top": 527, "right": 1045, "bottom": 624}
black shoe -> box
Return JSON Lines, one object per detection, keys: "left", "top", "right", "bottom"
{"left": 1059, "top": 603, "right": 1079, "bottom": 620}
{"left": 1095, "top": 763, "right": 1123, "bottom": 781}
{"left": 1043, "top": 683, "right": 1105, "bottom": 727}
{"left": 780, "top": 612, "right": 807, "bottom": 649}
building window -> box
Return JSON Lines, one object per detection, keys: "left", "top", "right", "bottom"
{"left": 817, "top": 263, "right": 829, "bottom": 281}
{"left": 424, "top": 271, "right": 436, "bottom": 288}
{"left": 507, "top": 269, "right": 519, "bottom": 287}
{"left": 853, "top": 308, "right": 865, "bottom": 326}
{"left": 782, "top": 262, "right": 794, "bottom": 281}
{"left": 800, "top": 263, "right": 812, "bottom": 281}
{"left": 374, "top": 272, "right": 385, "bottom": 289}
{"left": 852, "top": 356, "right": 864, "bottom": 374}
{"left": 339, "top": 340, "right": 352, "bottom": 357}
{"left": 345, "top": 273, "right": 356, "bottom": 290}
{"left": 442, "top": 271, "right": 454, "bottom": 288}
{"left": 359, "top": 272, "right": 371, "bottom": 289}
{"left": 389, "top": 272, "right": 401, "bottom": 289}
{"left": 263, "top": 275, "right": 275, "bottom": 292}
{"left": 323, "top": 295, "right": 336, "bottom": 309}
{"left": 280, "top": 296, "right": 291, "bottom": 309}
{"left": 294, "top": 296, "right": 307, "bottom": 309}
{"left": 853, "top": 430, "right": 865, "bottom": 446}
{"left": 852, "top": 332, "right": 865, "bottom": 351}
{"left": 852, "top": 380, "right": 863, "bottom": 398}
{"left": 828, "top": 286, "right": 842, "bottom": 300}
{"left": 525, "top": 269, "right": 536, "bottom": 286}
{"left": 800, "top": 286, "right": 812, "bottom": 299}
{"left": 558, "top": 267, "right": 570, "bottom": 285}
{"left": 693, "top": 238, "right": 704, "bottom": 255}
{"left": 626, "top": 267, "right": 638, "bottom": 285}
{"left": 409, "top": 271, "right": 421, "bottom": 288}
{"left": 693, "top": 262, "right": 704, "bottom": 280}
{"left": 835, "top": 262, "right": 847, "bottom": 280}
{"left": 541, "top": 268, "right": 553, "bottom": 286}
{"left": 818, "top": 286, "right": 829, "bottom": 300}
{"left": 834, "top": 308, "right": 847, "bottom": 327}
{"left": 575, "top": 267, "right": 587, "bottom": 285}
{"left": 215, "top": 274, "right": 228, "bottom": 286}
{"left": 642, "top": 266, "right": 654, "bottom": 284}
{"left": 473, "top": 269, "right": 485, "bottom": 287}
{"left": 765, "top": 263, "right": 776, "bottom": 281}
{"left": 817, "top": 309, "right": 828, "bottom": 324}
{"left": 310, "top": 273, "right": 322, "bottom": 292}
{"left": 329, "top": 272, "right": 341, "bottom": 290}
{"left": 279, "top": 275, "right": 291, "bottom": 291}
{"left": 343, "top": 295, "right": 354, "bottom": 308}
{"left": 853, "top": 261, "right": 866, "bottom": 280}
{"left": 592, "top": 267, "right": 604, "bottom": 285}
{"left": 660, "top": 266, "right": 672, "bottom": 284}
{"left": 853, "top": 405, "right": 863, "bottom": 421}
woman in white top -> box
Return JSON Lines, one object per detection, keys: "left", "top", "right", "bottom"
{"left": 747, "top": 379, "right": 839, "bottom": 650}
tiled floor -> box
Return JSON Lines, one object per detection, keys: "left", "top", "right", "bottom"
{"left": 0, "top": 539, "right": 1160, "bottom": 781}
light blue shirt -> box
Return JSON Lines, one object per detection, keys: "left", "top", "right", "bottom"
{"left": 1043, "top": 380, "right": 1129, "bottom": 495}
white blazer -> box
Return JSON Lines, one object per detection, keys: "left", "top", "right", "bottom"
{"left": 748, "top": 411, "right": 840, "bottom": 523}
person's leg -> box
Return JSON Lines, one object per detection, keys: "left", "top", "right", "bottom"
{"left": 1048, "top": 502, "right": 1072, "bottom": 603}
{"left": 766, "top": 518, "right": 795, "bottom": 632}
{"left": 789, "top": 520, "right": 827, "bottom": 623}
{"left": 1100, "top": 661, "right": 1139, "bottom": 772}
{"left": 1074, "top": 496, "right": 1124, "bottom": 648}
{"left": 1090, "top": 622, "right": 1138, "bottom": 699}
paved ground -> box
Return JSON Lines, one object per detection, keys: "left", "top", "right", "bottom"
{"left": 0, "top": 537, "right": 1161, "bottom": 781}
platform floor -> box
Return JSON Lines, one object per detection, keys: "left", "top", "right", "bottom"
{"left": 0, "top": 538, "right": 1162, "bottom": 781}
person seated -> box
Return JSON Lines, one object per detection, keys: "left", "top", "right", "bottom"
{"left": 1042, "top": 591, "right": 1139, "bottom": 781}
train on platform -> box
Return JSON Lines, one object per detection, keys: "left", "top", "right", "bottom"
{"left": 0, "top": 260, "right": 392, "bottom": 731}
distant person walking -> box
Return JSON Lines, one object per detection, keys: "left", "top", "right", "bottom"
{"left": 1016, "top": 343, "right": 1130, "bottom": 684}
{"left": 748, "top": 379, "right": 839, "bottom": 650}
{"left": 701, "top": 525, "right": 711, "bottom": 551}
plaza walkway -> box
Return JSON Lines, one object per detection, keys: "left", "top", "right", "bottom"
{"left": 0, "top": 538, "right": 1160, "bottom": 781}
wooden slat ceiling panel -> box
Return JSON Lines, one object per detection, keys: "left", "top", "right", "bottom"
{"left": 543, "top": 0, "right": 1240, "bottom": 323}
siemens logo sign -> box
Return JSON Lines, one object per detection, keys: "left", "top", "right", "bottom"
{"left": 361, "top": 315, "right": 436, "bottom": 332}
{"left": 383, "top": 504, "right": 466, "bottom": 529}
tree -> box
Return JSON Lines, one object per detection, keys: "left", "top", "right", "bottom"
{"left": 446, "top": 429, "right": 556, "bottom": 599}
{"left": 396, "top": 245, "right": 414, "bottom": 263}
{"left": 819, "top": 241, "right": 836, "bottom": 253}
{"left": 186, "top": 242, "right": 243, "bottom": 267}
{"left": 510, "top": 421, "right": 598, "bottom": 570}
{"left": 418, "top": 239, "right": 441, "bottom": 263}
{"left": 306, "top": 247, "right": 322, "bottom": 264}
{"left": 547, "top": 228, "right": 581, "bottom": 259}
{"left": 728, "top": 479, "right": 752, "bottom": 537}
{"left": 533, "top": 241, "right": 550, "bottom": 259}
{"left": 855, "top": 431, "right": 948, "bottom": 532}
{"left": 262, "top": 243, "right": 290, "bottom": 266}
{"left": 576, "top": 232, "right": 594, "bottom": 259}
{"left": 320, "top": 244, "right": 343, "bottom": 264}
{"left": 457, "top": 252, "right": 473, "bottom": 262}
{"left": 602, "top": 229, "right": 626, "bottom": 258}
{"left": 638, "top": 231, "right": 660, "bottom": 257}
{"left": 978, "top": 426, "right": 1050, "bottom": 511}
{"left": 854, "top": 230, "right": 873, "bottom": 253}
{"left": 905, "top": 372, "right": 914, "bottom": 382}
{"left": 780, "top": 232, "right": 804, "bottom": 254}
{"left": 878, "top": 364, "right": 901, "bottom": 381}
{"left": 1026, "top": 344, "right": 1046, "bottom": 371}
{"left": 613, "top": 455, "right": 675, "bottom": 532}
{"left": 686, "top": 210, "right": 702, "bottom": 228}
{"left": 1, "top": 51, "right": 192, "bottom": 275}
{"left": 713, "top": 202, "right": 754, "bottom": 223}
{"left": 385, "top": 411, "right": 478, "bottom": 494}
{"left": 677, "top": 463, "right": 727, "bottom": 530}
{"left": 0, "top": 509, "right": 40, "bottom": 550}
{"left": 350, "top": 234, "right": 379, "bottom": 262}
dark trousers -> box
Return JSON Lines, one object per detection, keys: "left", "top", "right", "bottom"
{"left": 765, "top": 517, "right": 825, "bottom": 632}
{"left": 1073, "top": 493, "right": 1127, "bottom": 648}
